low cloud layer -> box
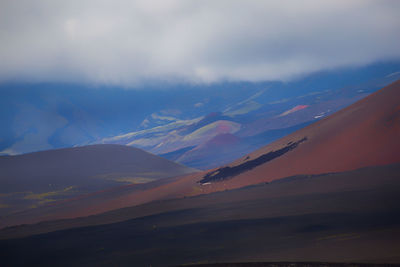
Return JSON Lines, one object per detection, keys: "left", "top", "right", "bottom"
{"left": 0, "top": 0, "right": 399, "bottom": 86}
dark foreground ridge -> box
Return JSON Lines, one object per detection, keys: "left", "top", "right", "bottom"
{"left": 200, "top": 137, "right": 307, "bottom": 183}
{"left": 1, "top": 164, "right": 400, "bottom": 266}
{"left": 181, "top": 263, "right": 398, "bottom": 267}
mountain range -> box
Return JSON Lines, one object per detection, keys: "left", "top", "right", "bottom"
{"left": 1, "top": 79, "right": 400, "bottom": 266}
{"left": 1, "top": 61, "right": 400, "bottom": 170}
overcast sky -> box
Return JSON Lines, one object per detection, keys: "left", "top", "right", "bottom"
{"left": 0, "top": 0, "right": 399, "bottom": 86}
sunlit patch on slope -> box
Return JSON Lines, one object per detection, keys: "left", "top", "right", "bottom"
{"left": 0, "top": 186, "right": 79, "bottom": 212}
{"left": 102, "top": 117, "right": 203, "bottom": 144}
{"left": 224, "top": 101, "right": 262, "bottom": 117}
{"left": 386, "top": 71, "right": 400, "bottom": 78}
{"left": 23, "top": 186, "right": 76, "bottom": 204}
{"left": 223, "top": 90, "right": 265, "bottom": 117}
{"left": 93, "top": 171, "right": 171, "bottom": 184}
{"left": 183, "top": 120, "right": 241, "bottom": 142}
{"left": 279, "top": 105, "right": 309, "bottom": 117}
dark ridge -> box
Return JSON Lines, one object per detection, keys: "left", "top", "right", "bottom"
{"left": 180, "top": 263, "right": 397, "bottom": 267}
{"left": 199, "top": 137, "right": 307, "bottom": 184}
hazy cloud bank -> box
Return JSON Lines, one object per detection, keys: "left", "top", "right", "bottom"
{"left": 0, "top": 0, "right": 399, "bottom": 86}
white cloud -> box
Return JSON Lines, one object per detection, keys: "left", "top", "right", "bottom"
{"left": 0, "top": 0, "right": 399, "bottom": 86}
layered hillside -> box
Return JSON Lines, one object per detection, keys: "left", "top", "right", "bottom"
{"left": 0, "top": 144, "right": 195, "bottom": 216}
{"left": 2, "top": 80, "right": 399, "bottom": 227}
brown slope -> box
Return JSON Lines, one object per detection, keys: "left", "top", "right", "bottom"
{"left": 113, "top": 79, "right": 400, "bottom": 200}
{"left": 2, "top": 163, "right": 400, "bottom": 265}
{"left": 101, "top": 79, "right": 400, "bottom": 203}
{"left": 0, "top": 144, "right": 196, "bottom": 218}
{"left": 193, "top": 79, "right": 400, "bottom": 193}
{"left": 2, "top": 163, "right": 399, "bottom": 240}
{"left": 0, "top": 144, "right": 195, "bottom": 192}
{"left": 2, "top": 80, "right": 399, "bottom": 227}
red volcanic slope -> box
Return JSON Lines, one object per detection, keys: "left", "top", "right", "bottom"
{"left": 193, "top": 79, "right": 400, "bottom": 193}
{"left": 97, "top": 79, "right": 400, "bottom": 201}
{"left": 3, "top": 80, "right": 400, "bottom": 226}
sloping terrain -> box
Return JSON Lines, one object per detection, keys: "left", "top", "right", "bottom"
{"left": 102, "top": 92, "right": 365, "bottom": 170}
{"left": 2, "top": 62, "right": 400, "bottom": 170}
{"left": 2, "top": 80, "right": 399, "bottom": 227}
{"left": 193, "top": 79, "right": 400, "bottom": 193}
{"left": 0, "top": 144, "right": 195, "bottom": 217}
{"left": 1, "top": 163, "right": 400, "bottom": 266}
{"left": 102, "top": 64, "right": 398, "bottom": 170}
{"left": 99, "top": 63, "right": 400, "bottom": 169}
